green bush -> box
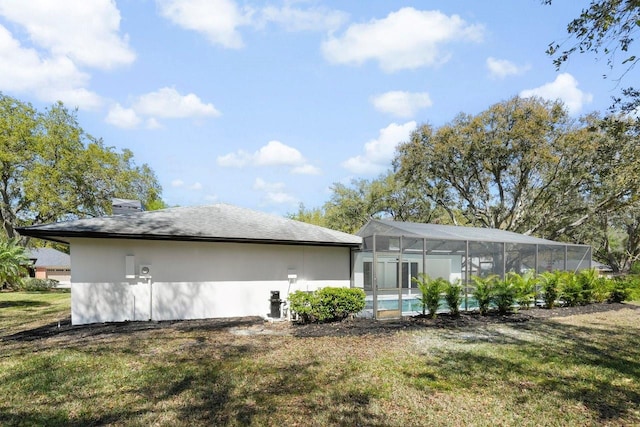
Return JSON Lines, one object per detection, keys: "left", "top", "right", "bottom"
{"left": 413, "top": 274, "right": 445, "bottom": 318}
{"left": 316, "top": 287, "right": 366, "bottom": 320}
{"left": 23, "top": 278, "right": 59, "bottom": 291}
{"left": 576, "top": 268, "right": 599, "bottom": 305}
{"left": 623, "top": 275, "right": 640, "bottom": 300}
{"left": 539, "top": 271, "right": 561, "bottom": 309}
{"left": 560, "top": 272, "right": 583, "bottom": 307}
{"left": 0, "top": 238, "right": 30, "bottom": 289}
{"left": 590, "top": 277, "right": 611, "bottom": 303}
{"left": 630, "top": 261, "right": 640, "bottom": 275}
{"left": 289, "top": 287, "right": 365, "bottom": 323}
{"left": 608, "top": 278, "right": 632, "bottom": 303}
{"left": 444, "top": 281, "right": 462, "bottom": 317}
{"left": 493, "top": 279, "right": 517, "bottom": 314}
{"left": 471, "top": 276, "right": 496, "bottom": 316}
{"left": 288, "top": 290, "right": 319, "bottom": 323}
{"left": 6, "top": 278, "right": 59, "bottom": 291}
{"left": 508, "top": 271, "right": 536, "bottom": 310}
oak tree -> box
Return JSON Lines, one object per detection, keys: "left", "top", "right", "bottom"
{"left": 0, "top": 94, "right": 163, "bottom": 241}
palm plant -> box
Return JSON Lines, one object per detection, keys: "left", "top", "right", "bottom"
{"left": 444, "top": 281, "right": 463, "bottom": 316}
{"left": 471, "top": 275, "right": 497, "bottom": 315}
{"left": 508, "top": 271, "right": 537, "bottom": 309}
{"left": 539, "top": 271, "right": 562, "bottom": 309}
{"left": 0, "top": 238, "right": 30, "bottom": 289}
{"left": 412, "top": 273, "right": 443, "bottom": 318}
{"left": 493, "top": 278, "right": 518, "bottom": 314}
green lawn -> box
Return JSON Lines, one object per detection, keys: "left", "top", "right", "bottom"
{"left": 1, "top": 292, "right": 639, "bottom": 426}
{"left": 0, "top": 291, "right": 70, "bottom": 336}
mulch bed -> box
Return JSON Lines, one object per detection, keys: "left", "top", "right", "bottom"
{"left": 2, "top": 302, "right": 638, "bottom": 342}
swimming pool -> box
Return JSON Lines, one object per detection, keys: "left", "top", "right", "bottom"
{"left": 365, "top": 296, "right": 480, "bottom": 314}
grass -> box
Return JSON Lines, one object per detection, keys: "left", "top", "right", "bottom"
{"left": 0, "top": 291, "right": 70, "bottom": 336}
{"left": 1, "top": 292, "right": 639, "bottom": 426}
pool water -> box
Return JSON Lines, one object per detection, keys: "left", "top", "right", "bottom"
{"left": 368, "top": 296, "right": 480, "bottom": 313}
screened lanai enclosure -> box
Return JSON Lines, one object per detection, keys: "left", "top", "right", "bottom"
{"left": 351, "top": 219, "right": 591, "bottom": 319}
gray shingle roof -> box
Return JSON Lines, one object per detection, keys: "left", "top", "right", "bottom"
{"left": 358, "top": 219, "right": 578, "bottom": 246}
{"left": 18, "top": 204, "right": 362, "bottom": 247}
{"left": 27, "top": 248, "right": 70, "bottom": 267}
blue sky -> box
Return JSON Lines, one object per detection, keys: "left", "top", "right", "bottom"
{"left": 0, "top": 1, "right": 630, "bottom": 216}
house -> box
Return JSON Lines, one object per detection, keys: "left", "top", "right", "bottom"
{"left": 27, "top": 247, "right": 71, "bottom": 286}
{"left": 352, "top": 219, "right": 592, "bottom": 319}
{"left": 17, "top": 204, "right": 362, "bottom": 325}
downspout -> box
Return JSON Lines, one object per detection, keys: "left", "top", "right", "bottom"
{"left": 373, "top": 234, "right": 377, "bottom": 319}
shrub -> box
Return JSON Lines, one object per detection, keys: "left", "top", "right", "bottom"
{"left": 493, "top": 279, "right": 517, "bottom": 314}
{"left": 539, "top": 271, "right": 561, "bottom": 309}
{"left": 608, "top": 278, "right": 632, "bottom": 303}
{"left": 0, "top": 238, "right": 30, "bottom": 289}
{"left": 413, "top": 274, "right": 444, "bottom": 318}
{"left": 576, "top": 268, "right": 598, "bottom": 304}
{"left": 18, "top": 278, "right": 59, "bottom": 291}
{"left": 560, "top": 272, "right": 583, "bottom": 307}
{"left": 471, "top": 275, "right": 496, "bottom": 316}
{"left": 316, "top": 287, "right": 366, "bottom": 320}
{"left": 288, "top": 291, "right": 318, "bottom": 323}
{"left": 444, "top": 281, "right": 463, "bottom": 317}
{"left": 289, "top": 287, "right": 365, "bottom": 323}
{"left": 621, "top": 275, "right": 640, "bottom": 300}
{"left": 508, "top": 271, "right": 536, "bottom": 310}
{"left": 590, "top": 277, "right": 610, "bottom": 303}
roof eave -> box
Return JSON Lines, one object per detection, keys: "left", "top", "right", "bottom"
{"left": 17, "top": 228, "right": 362, "bottom": 248}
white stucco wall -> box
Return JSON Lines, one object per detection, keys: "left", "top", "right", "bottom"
{"left": 68, "top": 238, "right": 352, "bottom": 325}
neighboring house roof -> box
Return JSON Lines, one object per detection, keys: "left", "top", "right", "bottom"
{"left": 592, "top": 262, "right": 613, "bottom": 272}
{"left": 27, "top": 247, "right": 71, "bottom": 268}
{"left": 358, "top": 219, "right": 583, "bottom": 246}
{"left": 17, "top": 204, "right": 362, "bottom": 247}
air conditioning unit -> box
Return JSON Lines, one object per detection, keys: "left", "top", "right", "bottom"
{"left": 139, "top": 265, "right": 152, "bottom": 277}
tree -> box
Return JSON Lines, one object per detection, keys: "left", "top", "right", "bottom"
{"left": 322, "top": 172, "right": 455, "bottom": 233}
{"left": 0, "top": 94, "right": 163, "bottom": 241}
{"left": 546, "top": 0, "right": 639, "bottom": 74}
{"left": 287, "top": 203, "right": 329, "bottom": 228}
{"left": 0, "top": 238, "right": 30, "bottom": 288}
{"left": 393, "top": 96, "right": 640, "bottom": 241}
{"left": 545, "top": 0, "right": 640, "bottom": 112}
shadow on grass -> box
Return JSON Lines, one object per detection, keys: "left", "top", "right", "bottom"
{"left": 0, "top": 316, "right": 265, "bottom": 342}
{"left": 0, "top": 300, "right": 50, "bottom": 309}
{"left": 409, "top": 317, "right": 640, "bottom": 424}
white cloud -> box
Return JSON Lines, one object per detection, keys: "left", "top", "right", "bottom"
{"left": 216, "top": 150, "right": 252, "bottom": 167}
{"left": 322, "top": 7, "right": 484, "bottom": 72}
{"left": 343, "top": 121, "right": 417, "bottom": 175}
{"left": 0, "top": 25, "right": 102, "bottom": 109}
{"left": 145, "top": 118, "right": 163, "bottom": 130}
{"left": 253, "top": 178, "right": 297, "bottom": 206}
{"left": 291, "top": 164, "right": 321, "bottom": 175}
{"left": 133, "top": 87, "right": 220, "bottom": 118}
{"left": 204, "top": 194, "right": 219, "bottom": 202}
{"left": 520, "top": 73, "right": 593, "bottom": 115}
{"left": 254, "top": 140, "right": 305, "bottom": 166}
{"left": 0, "top": 0, "right": 135, "bottom": 70}
{"left": 371, "top": 90, "right": 432, "bottom": 118}
{"left": 105, "top": 104, "right": 141, "bottom": 129}
{"left": 157, "top": 0, "right": 252, "bottom": 49}
{"left": 104, "top": 87, "right": 220, "bottom": 128}
{"left": 486, "top": 57, "right": 530, "bottom": 79}
{"left": 260, "top": 5, "right": 348, "bottom": 32}
{"left": 171, "top": 179, "right": 203, "bottom": 191}
{"left": 217, "top": 140, "right": 320, "bottom": 174}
